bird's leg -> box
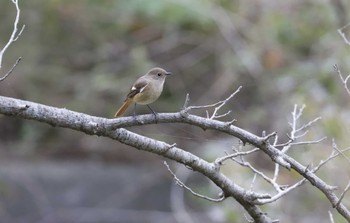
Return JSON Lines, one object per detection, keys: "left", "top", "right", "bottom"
{"left": 147, "top": 105, "right": 158, "bottom": 120}
{"left": 132, "top": 103, "right": 137, "bottom": 119}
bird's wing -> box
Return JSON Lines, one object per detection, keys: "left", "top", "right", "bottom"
{"left": 126, "top": 80, "right": 149, "bottom": 99}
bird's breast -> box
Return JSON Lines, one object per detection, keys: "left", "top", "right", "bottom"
{"left": 133, "top": 80, "right": 164, "bottom": 105}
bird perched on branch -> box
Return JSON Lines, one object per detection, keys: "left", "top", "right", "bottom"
{"left": 114, "top": 67, "right": 172, "bottom": 117}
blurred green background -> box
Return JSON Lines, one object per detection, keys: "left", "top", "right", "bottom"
{"left": 1, "top": 0, "right": 350, "bottom": 222}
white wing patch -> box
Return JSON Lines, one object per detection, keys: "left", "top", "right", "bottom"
{"left": 139, "top": 83, "right": 148, "bottom": 93}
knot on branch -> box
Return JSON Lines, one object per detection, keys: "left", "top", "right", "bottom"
{"left": 180, "top": 108, "right": 189, "bottom": 118}
{"left": 225, "top": 119, "right": 236, "bottom": 126}
{"left": 161, "top": 143, "right": 177, "bottom": 154}
{"left": 86, "top": 121, "right": 99, "bottom": 134}
{"left": 19, "top": 103, "right": 29, "bottom": 111}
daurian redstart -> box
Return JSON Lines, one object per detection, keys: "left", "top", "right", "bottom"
{"left": 114, "top": 67, "right": 172, "bottom": 117}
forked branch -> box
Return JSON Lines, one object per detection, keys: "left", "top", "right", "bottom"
{"left": 0, "top": 93, "right": 349, "bottom": 222}
{"left": 337, "top": 22, "right": 350, "bottom": 46}
{"left": 334, "top": 64, "right": 350, "bottom": 96}
{"left": 0, "top": 0, "right": 24, "bottom": 81}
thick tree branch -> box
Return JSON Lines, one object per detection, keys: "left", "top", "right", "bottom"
{"left": 0, "top": 95, "right": 350, "bottom": 221}
{"left": 0, "top": 95, "right": 274, "bottom": 222}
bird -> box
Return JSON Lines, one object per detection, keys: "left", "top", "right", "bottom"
{"left": 114, "top": 67, "right": 172, "bottom": 117}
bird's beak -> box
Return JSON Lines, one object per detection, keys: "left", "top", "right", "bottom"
{"left": 165, "top": 72, "right": 172, "bottom": 76}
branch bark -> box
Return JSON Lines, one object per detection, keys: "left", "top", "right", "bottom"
{"left": 0, "top": 95, "right": 274, "bottom": 222}
{"left": 0, "top": 95, "right": 349, "bottom": 222}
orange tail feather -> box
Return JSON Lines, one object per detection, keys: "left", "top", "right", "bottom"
{"left": 114, "top": 99, "right": 133, "bottom": 117}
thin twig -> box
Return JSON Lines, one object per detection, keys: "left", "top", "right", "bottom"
{"left": 312, "top": 148, "right": 350, "bottom": 174}
{"left": 214, "top": 148, "right": 259, "bottom": 166}
{"left": 164, "top": 161, "right": 225, "bottom": 202}
{"left": 182, "top": 93, "right": 190, "bottom": 109}
{"left": 332, "top": 139, "right": 350, "bottom": 164}
{"left": 329, "top": 211, "right": 335, "bottom": 223}
{"left": 0, "top": 0, "right": 25, "bottom": 80}
{"left": 272, "top": 163, "right": 280, "bottom": 182}
{"left": 209, "top": 86, "right": 242, "bottom": 119}
{"left": 282, "top": 105, "right": 324, "bottom": 153}
{"left": 214, "top": 110, "right": 231, "bottom": 119}
{"left": 232, "top": 156, "right": 282, "bottom": 192}
{"left": 250, "top": 173, "right": 257, "bottom": 191}
{"left": 293, "top": 129, "right": 309, "bottom": 139}
{"left": 254, "top": 179, "right": 307, "bottom": 205}
{"left": 337, "top": 22, "right": 350, "bottom": 46}
{"left": 290, "top": 137, "right": 327, "bottom": 146}
{"left": 334, "top": 64, "right": 350, "bottom": 96}
{"left": 0, "top": 0, "right": 25, "bottom": 67}
{"left": 0, "top": 57, "right": 21, "bottom": 82}
{"left": 274, "top": 139, "right": 293, "bottom": 148}
{"left": 335, "top": 181, "right": 350, "bottom": 208}
{"left": 186, "top": 86, "right": 242, "bottom": 119}
{"left": 188, "top": 87, "right": 241, "bottom": 110}
{"left": 263, "top": 132, "right": 277, "bottom": 142}
{"left": 295, "top": 117, "right": 322, "bottom": 132}
{"left": 273, "top": 104, "right": 324, "bottom": 189}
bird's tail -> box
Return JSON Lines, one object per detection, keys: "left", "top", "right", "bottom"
{"left": 114, "top": 98, "right": 133, "bottom": 117}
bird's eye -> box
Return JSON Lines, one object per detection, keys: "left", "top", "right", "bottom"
{"left": 157, "top": 73, "right": 161, "bottom": 76}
